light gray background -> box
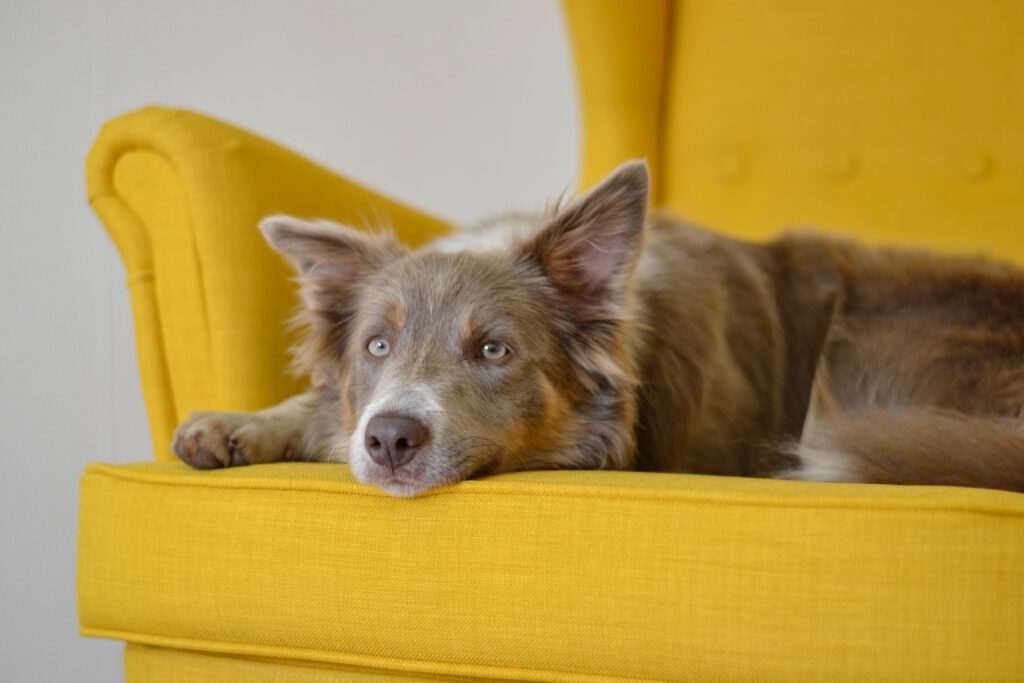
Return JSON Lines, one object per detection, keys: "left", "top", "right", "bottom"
{"left": 0, "top": 1, "right": 576, "bottom": 679}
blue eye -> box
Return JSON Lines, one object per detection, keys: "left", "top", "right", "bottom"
{"left": 481, "top": 341, "right": 509, "bottom": 360}
{"left": 367, "top": 338, "right": 390, "bottom": 357}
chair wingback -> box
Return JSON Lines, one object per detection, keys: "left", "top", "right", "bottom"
{"left": 563, "top": 0, "right": 1024, "bottom": 261}
{"left": 87, "top": 107, "right": 448, "bottom": 458}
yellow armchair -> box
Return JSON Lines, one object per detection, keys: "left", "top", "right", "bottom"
{"left": 80, "top": 3, "right": 1024, "bottom": 681}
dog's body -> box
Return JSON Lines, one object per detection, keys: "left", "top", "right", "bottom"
{"left": 174, "top": 162, "right": 1024, "bottom": 495}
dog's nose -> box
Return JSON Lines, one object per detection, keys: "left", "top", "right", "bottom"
{"left": 364, "top": 414, "right": 429, "bottom": 468}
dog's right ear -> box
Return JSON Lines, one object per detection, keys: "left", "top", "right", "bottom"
{"left": 261, "top": 215, "right": 404, "bottom": 284}
{"left": 260, "top": 216, "right": 407, "bottom": 366}
{"left": 261, "top": 215, "right": 406, "bottom": 307}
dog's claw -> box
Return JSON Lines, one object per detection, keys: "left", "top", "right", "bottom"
{"left": 172, "top": 428, "right": 229, "bottom": 469}
{"left": 193, "top": 442, "right": 226, "bottom": 469}
{"left": 226, "top": 437, "right": 249, "bottom": 466}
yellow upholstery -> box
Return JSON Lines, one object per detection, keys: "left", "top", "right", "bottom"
{"left": 81, "top": 2, "right": 1024, "bottom": 681}
{"left": 81, "top": 463, "right": 1024, "bottom": 681}
{"left": 564, "top": 0, "right": 1024, "bottom": 261}
{"left": 123, "top": 644, "right": 445, "bottom": 682}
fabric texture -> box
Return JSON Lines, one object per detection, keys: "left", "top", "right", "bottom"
{"left": 123, "top": 644, "right": 464, "bottom": 682}
{"left": 564, "top": 0, "right": 1024, "bottom": 262}
{"left": 81, "top": 462, "right": 1024, "bottom": 682}
{"left": 83, "top": 1, "right": 1024, "bottom": 680}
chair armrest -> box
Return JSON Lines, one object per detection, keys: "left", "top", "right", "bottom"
{"left": 87, "top": 106, "right": 449, "bottom": 458}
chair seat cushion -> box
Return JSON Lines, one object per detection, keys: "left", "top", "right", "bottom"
{"left": 78, "top": 461, "right": 1024, "bottom": 681}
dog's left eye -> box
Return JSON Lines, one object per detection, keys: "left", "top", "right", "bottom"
{"left": 480, "top": 341, "right": 509, "bottom": 360}
{"left": 367, "top": 337, "right": 391, "bottom": 357}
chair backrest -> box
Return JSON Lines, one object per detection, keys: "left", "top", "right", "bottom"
{"left": 563, "top": 0, "right": 1024, "bottom": 262}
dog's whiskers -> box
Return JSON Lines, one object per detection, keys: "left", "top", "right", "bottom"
{"left": 326, "top": 436, "right": 349, "bottom": 464}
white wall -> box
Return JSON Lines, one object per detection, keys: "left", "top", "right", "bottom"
{"left": 0, "top": 1, "right": 576, "bottom": 679}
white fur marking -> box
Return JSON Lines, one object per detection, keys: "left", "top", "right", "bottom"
{"left": 348, "top": 382, "right": 443, "bottom": 479}
{"left": 427, "top": 215, "right": 538, "bottom": 254}
{"left": 781, "top": 444, "right": 865, "bottom": 483}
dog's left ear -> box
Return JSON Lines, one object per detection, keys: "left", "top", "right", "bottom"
{"left": 523, "top": 160, "right": 649, "bottom": 311}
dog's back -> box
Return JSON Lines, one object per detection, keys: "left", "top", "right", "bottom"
{"left": 629, "top": 220, "right": 1024, "bottom": 490}
{"left": 785, "top": 239, "right": 1024, "bottom": 490}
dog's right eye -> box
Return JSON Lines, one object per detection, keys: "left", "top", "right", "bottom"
{"left": 480, "top": 341, "right": 510, "bottom": 361}
{"left": 367, "top": 337, "right": 391, "bottom": 357}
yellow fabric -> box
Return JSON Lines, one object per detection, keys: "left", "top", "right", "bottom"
{"left": 80, "top": 462, "right": 1024, "bottom": 682}
{"left": 563, "top": 0, "right": 1024, "bottom": 262}
{"left": 86, "top": 107, "right": 449, "bottom": 458}
{"left": 560, "top": 0, "right": 671, "bottom": 205}
{"left": 124, "top": 644, "right": 465, "bottom": 682}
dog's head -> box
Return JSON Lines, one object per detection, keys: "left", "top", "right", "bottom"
{"left": 262, "top": 161, "right": 649, "bottom": 495}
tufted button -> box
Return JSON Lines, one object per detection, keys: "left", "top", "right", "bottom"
{"left": 715, "top": 153, "right": 743, "bottom": 183}
{"left": 825, "top": 152, "right": 858, "bottom": 181}
{"left": 960, "top": 149, "right": 991, "bottom": 182}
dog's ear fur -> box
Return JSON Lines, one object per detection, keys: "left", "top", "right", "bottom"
{"left": 523, "top": 160, "right": 649, "bottom": 313}
{"left": 260, "top": 215, "right": 407, "bottom": 370}
{"left": 261, "top": 215, "right": 403, "bottom": 288}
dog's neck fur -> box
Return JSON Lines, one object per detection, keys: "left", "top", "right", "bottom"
{"left": 628, "top": 221, "right": 841, "bottom": 475}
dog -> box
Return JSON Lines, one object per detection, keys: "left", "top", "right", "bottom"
{"left": 172, "top": 161, "right": 1024, "bottom": 496}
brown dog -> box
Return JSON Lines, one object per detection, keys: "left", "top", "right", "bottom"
{"left": 173, "top": 161, "right": 1024, "bottom": 496}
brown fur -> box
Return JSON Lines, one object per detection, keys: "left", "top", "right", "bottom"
{"left": 173, "top": 162, "right": 1024, "bottom": 496}
{"left": 783, "top": 409, "right": 1024, "bottom": 492}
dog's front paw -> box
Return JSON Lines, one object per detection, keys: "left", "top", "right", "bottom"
{"left": 172, "top": 411, "right": 288, "bottom": 469}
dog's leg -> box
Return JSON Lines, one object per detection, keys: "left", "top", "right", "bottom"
{"left": 172, "top": 390, "right": 323, "bottom": 468}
